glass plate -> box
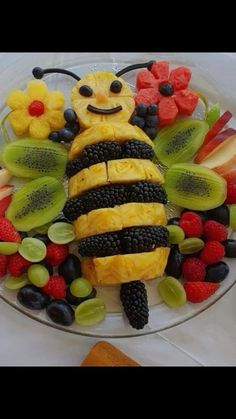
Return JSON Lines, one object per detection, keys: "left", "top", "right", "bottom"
{"left": 0, "top": 52, "right": 236, "bottom": 338}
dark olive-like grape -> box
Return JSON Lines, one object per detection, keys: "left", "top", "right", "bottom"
{"left": 46, "top": 300, "right": 75, "bottom": 326}
{"left": 58, "top": 254, "right": 81, "bottom": 284}
{"left": 165, "top": 245, "right": 185, "bottom": 278}
{"left": 205, "top": 261, "right": 229, "bottom": 283}
{"left": 17, "top": 285, "right": 50, "bottom": 310}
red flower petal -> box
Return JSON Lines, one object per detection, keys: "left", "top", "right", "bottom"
{"left": 135, "top": 88, "right": 162, "bottom": 106}
{"left": 158, "top": 97, "right": 178, "bottom": 126}
{"left": 169, "top": 67, "right": 191, "bottom": 90}
{"left": 174, "top": 90, "right": 199, "bottom": 115}
{"left": 151, "top": 61, "right": 169, "bottom": 80}
{"left": 136, "top": 70, "right": 158, "bottom": 90}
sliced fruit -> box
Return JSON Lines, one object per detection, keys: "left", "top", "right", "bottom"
{"left": 165, "top": 163, "right": 227, "bottom": 211}
{"left": 194, "top": 129, "right": 236, "bottom": 164}
{"left": 154, "top": 119, "right": 208, "bottom": 167}
{"left": 135, "top": 88, "right": 161, "bottom": 106}
{"left": 206, "top": 103, "right": 220, "bottom": 127}
{"left": 230, "top": 204, "right": 236, "bottom": 230}
{"left": 0, "top": 185, "right": 14, "bottom": 202}
{"left": 174, "top": 90, "right": 199, "bottom": 116}
{"left": 0, "top": 168, "right": 12, "bottom": 187}
{"left": 75, "top": 297, "right": 106, "bottom": 326}
{"left": 169, "top": 67, "right": 191, "bottom": 91}
{"left": 158, "top": 97, "right": 178, "bottom": 126}
{"left": 48, "top": 222, "right": 75, "bottom": 244}
{"left": 6, "top": 176, "right": 66, "bottom": 231}
{"left": 0, "top": 194, "right": 12, "bottom": 215}
{"left": 0, "top": 242, "right": 19, "bottom": 255}
{"left": 151, "top": 61, "right": 169, "bottom": 80}
{"left": 202, "top": 110, "right": 232, "bottom": 147}
{"left": 222, "top": 169, "right": 236, "bottom": 183}
{"left": 28, "top": 264, "right": 49, "bottom": 287}
{"left": 200, "top": 134, "right": 236, "bottom": 175}
{"left": 4, "top": 274, "right": 28, "bottom": 290}
{"left": 19, "top": 238, "right": 47, "bottom": 262}
{"left": 2, "top": 139, "right": 68, "bottom": 179}
{"left": 136, "top": 70, "right": 158, "bottom": 90}
{"left": 158, "top": 276, "right": 186, "bottom": 308}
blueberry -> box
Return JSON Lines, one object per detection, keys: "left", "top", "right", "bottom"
{"left": 159, "top": 83, "right": 174, "bottom": 96}
{"left": 59, "top": 128, "right": 75, "bottom": 143}
{"left": 136, "top": 103, "right": 147, "bottom": 117}
{"left": 48, "top": 131, "right": 60, "bottom": 142}
{"left": 46, "top": 300, "right": 75, "bottom": 326}
{"left": 145, "top": 115, "right": 158, "bottom": 128}
{"left": 58, "top": 254, "right": 81, "bottom": 285}
{"left": 20, "top": 232, "right": 28, "bottom": 240}
{"left": 32, "top": 67, "right": 44, "bottom": 79}
{"left": 131, "top": 115, "right": 145, "bottom": 129}
{"left": 79, "top": 85, "right": 93, "bottom": 97}
{"left": 222, "top": 239, "right": 236, "bottom": 258}
{"left": 65, "top": 121, "right": 80, "bottom": 135}
{"left": 205, "top": 261, "right": 229, "bottom": 283}
{"left": 64, "top": 108, "right": 77, "bottom": 123}
{"left": 147, "top": 104, "right": 158, "bottom": 115}
{"left": 144, "top": 126, "right": 157, "bottom": 140}
{"left": 207, "top": 205, "right": 229, "bottom": 226}
{"left": 167, "top": 217, "right": 180, "bottom": 226}
{"left": 66, "top": 287, "right": 97, "bottom": 306}
{"left": 110, "top": 80, "right": 122, "bottom": 93}
{"left": 33, "top": 234, "right": 50, "bottom": 246}
{"left": 165, "top": 245, "right": 185, "bottom": 278}
{"left": 17, "top": 285, "right": 50, "bottom": 310}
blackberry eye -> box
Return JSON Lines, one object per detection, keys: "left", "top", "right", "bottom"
{"left": 79, "top": 85, "right": 93, "bottom": 97}
{"left": 110, "top": 80, "right": 122, "bottom": 93}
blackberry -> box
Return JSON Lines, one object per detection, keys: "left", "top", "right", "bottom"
{"left": 66, "top": 158, "right": 84, "bottom": 178}
{"left": 120, "top": 281, "right": 149, "bottom": 329}
{"left": 63, "top": 197, "right": 85, "bottom": 221}
{"left": 78, "top": 231, "right": 121, "bottom": 257}
{"left": 128, "top": 181, "right": 167, "bottom": 204}
{"left": 122, "top": 225, "right": 169, "bottom": 253}
{"left": 84, "top": 184, "right": 128, "bottom": 213}
{"left": 122, "top": 139, "right": 154, "bottom": 160}
{"left": 82, "top": 141, "right": 122, "bottom": 168}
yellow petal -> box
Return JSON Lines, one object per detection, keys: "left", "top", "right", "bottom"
{"left": 8, "top": 109, "right": 31, "bottom": 135}
{"left": 6, "top": 89, "right": 29, "bottom": 110}
{"left": 46, "top": 91, "right": 65, "bottom": 110}
{"left": 45, "top": 110, "right": 65, "bottom": 130}
{"left": 27, "top": 80, "right": 48, "bottom": 101}
{"left": 29, "top": 117, "right": 50, "bottom": 139}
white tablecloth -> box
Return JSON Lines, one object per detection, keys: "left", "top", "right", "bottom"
{"left": 1, "top": 52, "right": 236, "bottom": 366}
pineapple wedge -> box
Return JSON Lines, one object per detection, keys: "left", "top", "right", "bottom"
{"left": 81, "top": 247, "right": 170, "bottom": 285}
{"left": 69, "top": 159, "right": 164, "bottom": 198}
{"left": 69, "top": 122, "right": 153, "bottom": 160}
{"left": 74, "top": 203, "right": 166, "bottom": 239}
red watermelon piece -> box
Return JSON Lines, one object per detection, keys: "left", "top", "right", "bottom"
{"left": 169, "top": 66, "right": 191, "bottom": 90}
{"left": 158, "top": 97, "right": 178, "bottom": 126}
{"left": 135, "top": 88, "right": 161, "bottom": 106}
{"left": 151, "top": 61, "right": 169, "bottom": 80}
{"left": 136, "top": 70, "right": 158, "bottom": 90}
{"left": 174, "top": 90, "right": 198, "bottom": 115}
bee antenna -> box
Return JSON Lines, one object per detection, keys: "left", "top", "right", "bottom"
{"left": 32, "top": 67, "right": 81, "bottom": 81}
{"left": 115, "top": 61, "right": 155, "bottom": 77}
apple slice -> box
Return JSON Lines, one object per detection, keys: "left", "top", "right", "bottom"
{"left": 222, "top": 170, "right": 236, "bottom": 183}
{"left": 201, "top": 134, "right": 236, "bottom": 175}
{"left": 0, "top": 185, "right": 14, "bottom": 201}
{"left": 194, "top": 128, "right": 236, "bottom": 163}
{"left": 0, "top": 168, "right": 12, "bottom": 188}
{"left": 202, "top": 110, "right": 232, "bottom": 147}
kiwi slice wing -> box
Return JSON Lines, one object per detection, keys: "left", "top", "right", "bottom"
{"left": 2, "top": 139, "right": 68, "bottom": 179}
{"left": 154, "top": 119, "right": 208, "bottom": 167}
{"left": 6, "top": 176, "right": 67, "bottom": 231}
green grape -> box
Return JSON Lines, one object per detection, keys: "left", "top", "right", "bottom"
{"left": 158, "top": 276, "right": 186, "bottom": 308}
{"left": 230, "top": 204, "right": 236, "bottom": 230}
{"left": 166, "top": 225, "right": 185, "bottom": 244}
{"left": 0, "top": 242, "right": 19, "bottom": 255}
{"left": 70, "top": 277, "right": 92, "bottom": 298}
{"left": 179, "top": 238, "right": 204, "bottom": 254}
{"left": 48, "top": 222, "right": 75, "bottom": 244}
{"left": 18, "top": 238, "right": 47, "bottom": 262}
{"left": 206, "top": 103, "right": 220, "bottom": 127}
{"left": 75, "top": 298, "right": 106, "bottom": 326}
{"left": 4, "top": 274, "right": 28, "bottom": 290}
{"left": 28, "top": 264, "right": 49, "bottom": 287}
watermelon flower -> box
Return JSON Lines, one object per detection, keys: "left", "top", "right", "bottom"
{"left": 135, "top": 61, "right": 199, "bottom": 126}
{"left": 6, "top": 80, "right": 65, "bottom": 138}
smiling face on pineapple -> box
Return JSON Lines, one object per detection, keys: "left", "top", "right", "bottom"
{"left": 71, "top": 71, "right": 135, "bottom": 128}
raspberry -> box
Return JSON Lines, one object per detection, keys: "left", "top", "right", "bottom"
{"left": 8, "top": 253, "right": 31, "bottom": 277}
{"left": 179, "top": 211, "right": 203, "bottom": 238}
{"left": 203, "top": 220, "right": 228, "bottom": 242}
{"left": 0, "top": 254, "right": 8, "bottom": 277}
{"left": 28, "top": 100, "right": 45, "bottom": 117}
{"left": 46, "top": 243, "right": 69, "bottom": 267}
{"left": 182, "top": 257, "right": 206, "bottom": 282}
{"left": 225, "top": 181, "right": 236, "bottom": 204}
{"left": 0, "top": 216, "right": 21, "bottom": 242}
{"left": 42, "top": 275, "right": 66, "bottom": 299}
{"left": 184, "top": 281, "right": 219, "bottom": 303}
{"left": 200, "top": 241, "right": 225, "bottom": 265}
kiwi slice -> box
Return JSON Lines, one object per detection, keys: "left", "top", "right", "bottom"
{"left": 154, "top": 119, "right": 208, "bottom": 167}
{"left": 6, "top": 176, "right": 66, "bottom": 231}
{"left": 165, "top": 163, "right": 227, "bottom": 211}
{"left": 2, "top": 139, "right": 68, "bottom": 179}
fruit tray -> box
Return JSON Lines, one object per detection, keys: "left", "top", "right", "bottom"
{"left": 0, "top": 53, "right": 236, "bottom": 338}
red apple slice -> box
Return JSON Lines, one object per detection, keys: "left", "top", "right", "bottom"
{"left": 201, "top": 134, "right": 236, "bottom": 174}
{"left": 194, "top": 128, "right": 236, "bottom": 163}
{"left": 0, "top": 194, "right": 12, "bottom": 216}
{"left": 0, "top": 185, "right": 14, "bottom": 201}
{"left": 202, "top": 110, "right": 232, "bottom": 147}
{"left": 0, "top": 168, "right": 12, "bottom": 188}
{"left": 222, "top": 169, "right": 236, "bottom": 183}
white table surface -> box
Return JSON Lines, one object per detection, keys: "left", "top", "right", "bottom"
{"left": 1, "top": 52, "right": 236, "bottom": 366}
